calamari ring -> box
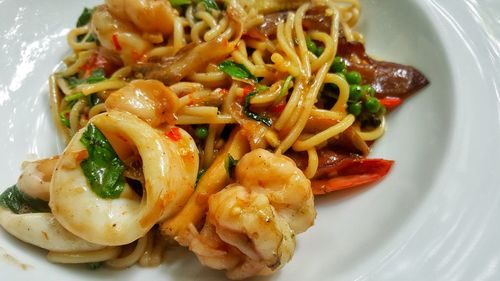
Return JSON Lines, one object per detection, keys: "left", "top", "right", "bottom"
{"left": 0, "top": 208, "right": 104, "bottom": 252}
{"left": 50, "top": 110, "right": 198, "bottom": 246}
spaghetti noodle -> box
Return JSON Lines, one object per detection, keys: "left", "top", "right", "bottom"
{"left": 0, "top": 0, "right": 429, "bottom": 279}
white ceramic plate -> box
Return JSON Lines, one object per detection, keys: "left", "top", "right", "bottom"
{"left": 1, "top": 0, "right": 500, "bottom": 280}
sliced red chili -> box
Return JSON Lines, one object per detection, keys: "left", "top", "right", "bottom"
{"left": 131, "top": 50, "right": 143, "bottom": 62}
{"left": 270, "top": 102, "right": 286, "bottom": 113}
{"left": 112, "top": 34, "right": 122, "bottom": 51}
{"left": 378, "top": 97, "right": 402, "bottom": 110}
{"left": 165, "top": 127, "right": 182, "bottom": 141}
{"left": 242, "top": 85, "right": 254, "bottom": 97}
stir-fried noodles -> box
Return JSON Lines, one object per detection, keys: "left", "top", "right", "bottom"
{"left": 0, "top": 0, "right": 429, "bottom": 279}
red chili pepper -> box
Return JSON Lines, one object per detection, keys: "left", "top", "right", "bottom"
{"left": 82, "top": 51, "right": 109, "bottom": 78}
{"left": 242, "top": 85, "right": 254, "bottom": 98}
{"left": 112, "top": 34, "right": 122, "bottom": 51}
{"left": 131, "top": 50, "right": 143, "bottom": 62}
{"left": 378, "top": 97, "right": 402, "bottom": 110}
{"left": 165, "top": 127, "right": 182, "bottom": 141}
{"left": 271, "top": 102, "right": 286, "bottom": 113}
{"left": 311, "top": 158, "right": 394, "bottom": 195}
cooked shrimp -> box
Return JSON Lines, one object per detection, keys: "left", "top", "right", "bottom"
{"left": 91, "top": 6, "right": 153, "bottom": 65}
{"left": 188, "top": 149, "right": 316, "bottom": 279}
{"left": 235, "top": 149, "right": 316, "bottom": 234}
{"left": 105, "top": 0, "right": 175, "bottom": 35}
{"left": 50, "top": 111, "right": 198, "bottom": 246}
{"left": 16, "top": 156, "right": 59, "bottom": 201}
{"left": 105, "top": 80, "right": 180, "bottom": 127}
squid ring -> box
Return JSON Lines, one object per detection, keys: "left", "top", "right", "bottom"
{"left": 0, "top": 209, "right": 105, "bottom": 252}
{"left": 50, "top": 111, "right": 198, "bottom": 246}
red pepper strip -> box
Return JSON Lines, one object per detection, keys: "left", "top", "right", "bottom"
{"left": 378, "top": 97, "right": 402, "bottom": 110}
{"left": 112, "top": 34, "right": 122, "bottom": 51}
{"left": 270, "top": 102, "right": 286, "bottom": 113}
{"left": 242, "top": 85, "right": 254, "bottom": 99}
{"left": 82, "top": 51, "right": 110, "bottom": 78}
{"left": 311, "top": 159, "right": 394, "bottom": 195}
{"left": 131, "top": 51, "right": 143, "bottom": 62}
{"left": 165, "top": 127, "right": 182, "bottom": 141}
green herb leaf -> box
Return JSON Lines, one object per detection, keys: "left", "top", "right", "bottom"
{"left": 77, "top": 32, "right": 97, "bottom": 43}
{"left": 59, "top": 111, "right": 71, "bottom": 128}
{"left": 201, "top": 0, "right": 219, "bottom": 10}
{"left": 86, "top": 262, "right": 102, "bottom": 270}
{"left": 64, "top": 92, "right": 85, "bottom": 102}
{"left": 0, "top": 185, "right": 50, "bottom": 214}
{"left": 224, "top": 155, "right": 238, "bottom": 178}
{"left": 195, "top": 169, "right": 206, "bottom": 188}
{"left": 67, "top": 76, "right": 83, "bottom": 88}
{"left": 86, "top": 68, "right": 106, "bottom": 84}
{"left": 76, "top": 7, "right": 94, "bottom": 27}
{"left": 88, "top": 94, "right": 103, "bottom": 107}
{"left": 275, "top": 75, "right": 293, "bottom": 103}
{"left": 85, "top": 33, "right": 97, "bottom": 43}
{"left": 169, "top": 0, "right": 191, "bottom": 6}
{"left": 219, "top": 60, "right": 257, "bottom": 81}
{"left": 255, "top": 84, "right": 269, "bottom": 92}
{"left": 65, "top": 68, "right": 107, "bottom": 90}
{"left": 243, "top": 91, "right": 272, "bottom": 126}
{"left": 80, "top": 124, "right": 125, "bottom": 199}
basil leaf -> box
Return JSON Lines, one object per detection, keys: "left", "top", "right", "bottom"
{"left": 67, "top": 76, "right": 83, "bottom": 88}
{"left": 219, "top": 60, "right": 257, "bottom": 81}
{"left": 224, "top": 155, "right": 238, "bottom": 178}
{"left": 0, "top": 185, "right": 50, "bottom": 214}
{"left": 88, "top": 93, "right": 103, "bottom": 107}
{"left": 64, "top": 92, "right": 85, "bottom": 102}
{"left": 243, "top": 91, "right": 272, "bottom": 126}
{"left": 275, "top": 75, "right": 293, "bottom": 102}
{"left": 169, "top": 0, "right": 191, "bottom": 6}
{"left": 59, "top": 111, "right": 71, "bottom": 128}
{"left": 195, "top": 169, "right": 206, "bottom": 188}
{"left": 77, "top": 33, "right": 97, "bottom": 43}
{"left": 86, "top": 262, "right": 103, "bottom": 270}
{"left": 65, "top": 68, "right": 107, "bottom": 89}
{"left": 80, "top": 123, "right": 125, "bottom": 199}
{"left": 76, "top": 7, "right": 94, "bottom": 27}
{"left": 86, "top": 68, "right": 106, "bottom": 84}
{"left": 202, "top": 0, "right": 219, "bottom": 10}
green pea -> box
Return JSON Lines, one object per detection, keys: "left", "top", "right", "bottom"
{"left": 331, "top": 56, "right": 345, "bottom": 73}
{"left": 347, "top": 102, "right": 362, "bottom": 116}
{"left": 306, "top": 36, "right": 317, "bottom": 54}
{"left": 378, "top": 105, "right": 387, "bottom": 115}
{"left": 195, "top": 126, "right": 208, "bottom": 139}
{"left": 362, "top": 85, "right": 376, "bottom": 96}
{"left": 345, "top": 71, "right": 362, "bottom": 85}
{"left": 336, "top": 72, "right": 346, "bottom": 81}
{"left": 349, "top": 85, "right": 363, "bottom": 101}
{"left": 364, "top": 97, "right": 381, "bottom": 113}
{"left": 315, "top": 46, "right": 325, "bottom": 57}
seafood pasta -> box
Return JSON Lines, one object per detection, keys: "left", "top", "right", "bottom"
{"left": 0, "top": 0, "right": 429, "bottom": 279}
